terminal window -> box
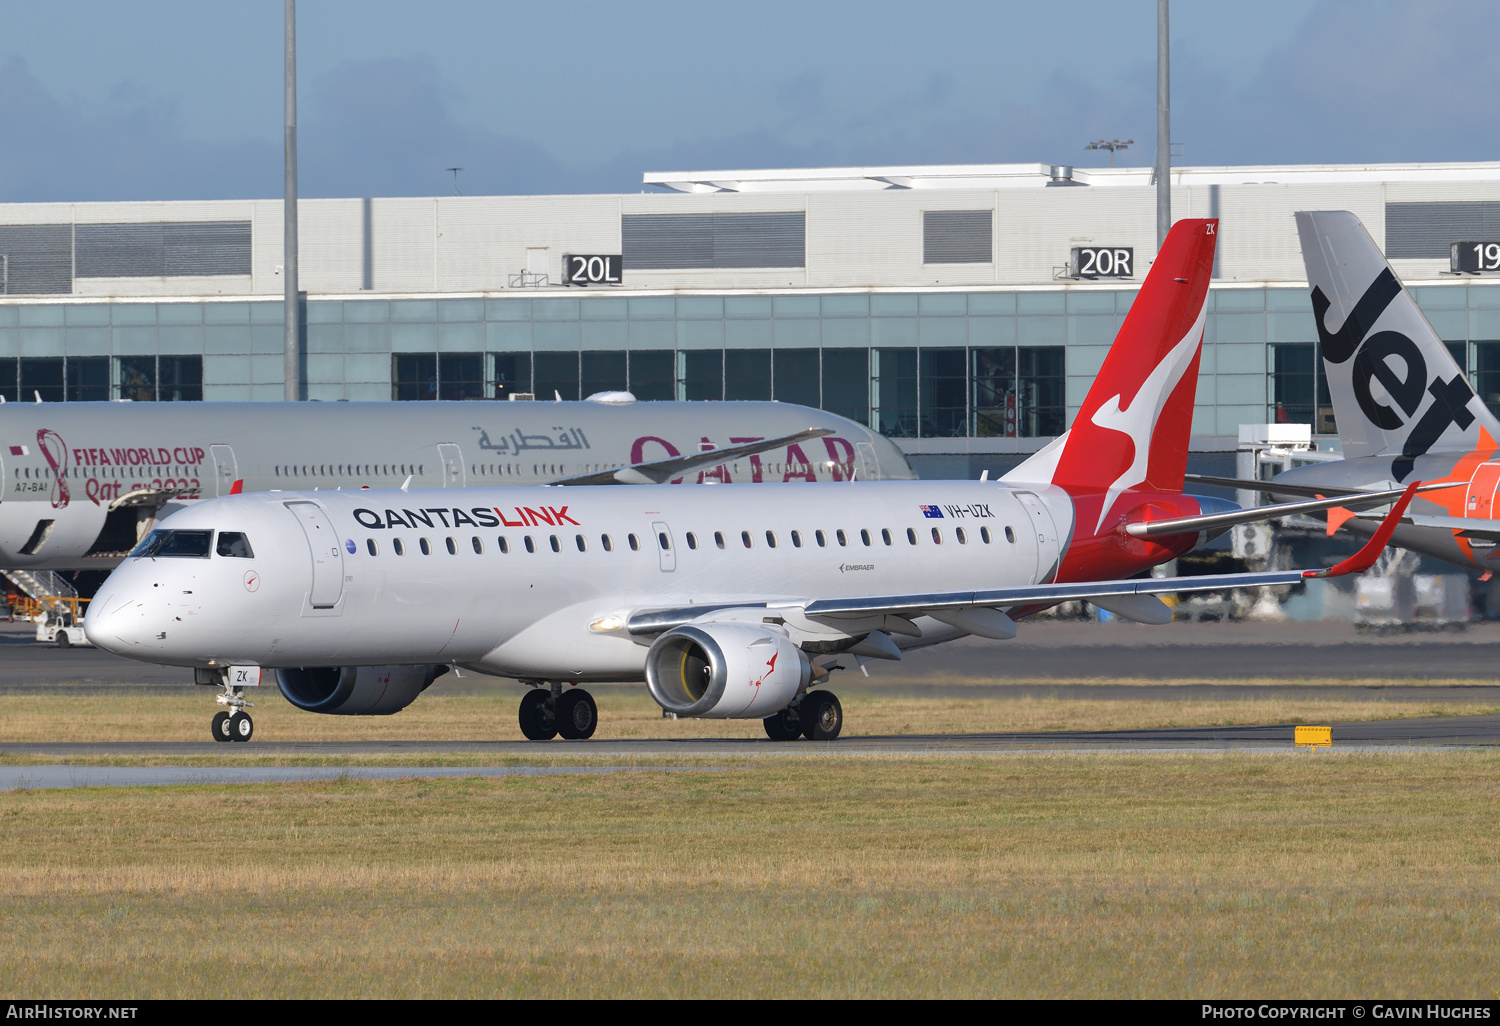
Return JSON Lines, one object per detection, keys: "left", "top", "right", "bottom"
{"left": 392, "top": 352, "right": 483, "bottom": 401}
{"left": 116, "top": 355, "right": 202, "bottom": 402}
{"left": 0, "top": 356, "right": 109, "bottom": 403}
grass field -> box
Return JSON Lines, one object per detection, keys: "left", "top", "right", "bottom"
{"left": 2, "top": 685, "right": 1496, "bottom": 744}
{"left": 1, "top": 751, "right": 1497, "bottom": 998}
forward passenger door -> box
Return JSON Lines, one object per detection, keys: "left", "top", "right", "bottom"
{"left": 437, "top": 444, "right": 465, "bottom": 488}
{"left": 286, "top": 501, "right": 345, "bottom": 608}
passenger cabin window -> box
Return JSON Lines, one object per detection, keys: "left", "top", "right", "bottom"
{"left": 881, "top": 528, "right": 892, "bottom": 546}
{"left": 791, "top": 530, "right": 802, "bottom": 548}
{"left": 524, "top": 536, "right": 536, "bottom": 553}
{"left": 393, "top": 538, "right": 406, "bottom": 556}
{"left": 836, "top": 530, "right": 847, "bottom": 547}
{"left": 133, "top": 529, "right": 213, "bottom": 559}
{"left": 766, "top": 531, "right": 777, "bottom": 548}
{"left": 686, "top": 532, "right": 698, "bottom": 550}
{"left": 907, "top": 528, "right": 918, "bottom": 545}
{"left": 956, "top": 527, "right": 967, "bottom": 544}
{"left": 576, "top": 535, "right": 586, "bottom": 552}
{"left": 860, "top": 529, "right": 871, "bottom": 546}
{"left": 628, "top": 534, "right": 640, "bottom": 551}
{"left": 367, "top": 539, "right": 378, "bottom": 556}
{"left": 980, "top": 527, "right": 992, "bottom": 544}
{"left": 741, "top": 531, "right": 752, "bottom": 549}
{"left": 419, "top": 538, "right": 431, "bottom": 555}
{"left": 445, "top": 537, "right": 457, "bottom": 555}
{"left": 217, "top": 532, "right": 254, "bottom": 558}
{"left": 931, "top": 527, "right": 943, "bottom": 545}
{"left": 714, "top": 532, "right": 726, "bottom": 549}
{"left": 657, "top": 532, "right": 670, "bottom": 551}
{"left": 472, "top": 537, "right": 483, "bottom": 554}
{"left": 601, "top": 535, "right": 613, "bottom": 552}
{"left": 550, "top": 536, "right": 561, "bottom": 552}
{"left": 815, "top": 530, "right": 826, "bottom": 547}
{"left": 1004, "top": 526, "right": 1014, "bottom": 543}
{"left": 498, "top": 537, "right": 510, "bottom": 554}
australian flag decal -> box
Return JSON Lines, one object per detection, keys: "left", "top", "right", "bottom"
{"left": 920, "top": 505, "right": 944, "bottom": 518}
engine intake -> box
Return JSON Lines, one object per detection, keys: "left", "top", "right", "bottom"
{"left": 276, "top": 664, "right": 447, "bottom": 715}
{"left": 645, "top": 623, "right": 810, "bottom": 719}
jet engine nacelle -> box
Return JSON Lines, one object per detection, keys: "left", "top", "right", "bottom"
{"left": 275, "top": 664, "right": 447, "bottom": 715}
{"left": 644, "top": 623, "right": 811, "bottom": 719}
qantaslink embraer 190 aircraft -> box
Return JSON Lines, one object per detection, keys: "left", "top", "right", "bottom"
{"left": 0, "top": 394, "right": 911, "bottom": 571}
{"left": 84, "top": 219, "right": 1417, "bottom": 744}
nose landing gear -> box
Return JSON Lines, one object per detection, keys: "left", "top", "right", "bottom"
{"left": 207, "top": 678, "right": 255, "bottom": 743}
{"left": 518, "top": 682, "right": 597, "bottom": 741}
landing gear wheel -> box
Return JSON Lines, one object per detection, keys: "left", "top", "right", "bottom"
{"left": 518, "top": 688, "right": 558, "bottom": 741}
{"left": 800, "top": 691, "right": 843, "bottom": 741}
{"left": 763, "top": 706, "right": 801, "bottom": 741}
{"left": 229, "top": 712, "right": 254, "bottom": 742}
{"left": 556, "top": 689, "right": 598, "bottom": 740}
{"left": 211, "top": 711, "right": 232, "bottom": 742}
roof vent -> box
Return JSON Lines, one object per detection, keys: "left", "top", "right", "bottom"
{"left": 585, "top": 390, "right": 637, "bottom": 404}
{"left": 1048, "top": 165, "right": 1078, "bottom": 187}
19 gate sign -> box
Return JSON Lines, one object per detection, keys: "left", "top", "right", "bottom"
{"left": 1070, "top": 246, "right": 1134, "bottom": 278}
{"left": 563, "top": 254, "right": 623, "bottom": 286}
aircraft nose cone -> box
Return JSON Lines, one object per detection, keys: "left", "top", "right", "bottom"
{"left": 83, "top": 590, "right": 153, "bottom": 655}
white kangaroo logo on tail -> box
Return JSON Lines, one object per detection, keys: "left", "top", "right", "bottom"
{"left": 1089, "top": 302, "right": 1207, "bottom": 532}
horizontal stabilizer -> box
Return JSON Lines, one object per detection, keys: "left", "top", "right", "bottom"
{"left": 551, "top": 428, "right": 835, "bottom": 485}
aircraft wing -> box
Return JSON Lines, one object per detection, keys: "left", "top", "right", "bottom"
{"left": 801, "top": 482, "right": 1417, "bottom": 617}
{"left": 1123, "top": 487, "right": 1415, "bottom": 538}
{"left": 1182, "top": 473, "right": 1356, "bottom": 498}
{"left": 625, "top": 483, "right": 1419, "bottom": 636}
{"left": 1183, "top": 473, "right": 1460, "bottom": 501}
{"left": 549, "top": 428, "right": 835, "bottom": 485}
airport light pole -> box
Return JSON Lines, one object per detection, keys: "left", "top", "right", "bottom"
{"left": 1156, "top": 0, "right": 1171, "bottom": 250}
{"left": 447, "top": 168, "right": 464, "bottom": 196}
{"left": 1085, "top": 139, "right": 1133, "bottom": 169}
{"left": 283, "top": 0, "right": 300, "bottom": 402}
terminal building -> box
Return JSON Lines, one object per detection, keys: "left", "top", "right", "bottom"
{"left": 4, "top": 160, "right": 1500, "bottom": 476}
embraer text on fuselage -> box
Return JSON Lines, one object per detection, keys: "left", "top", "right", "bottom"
{"left": 1314, "top": 269, "right": 1476, "bottom": 480}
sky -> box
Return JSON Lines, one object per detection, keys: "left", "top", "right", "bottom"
{"left": 0, "top": 0, "right": 1493, "bottom": 201}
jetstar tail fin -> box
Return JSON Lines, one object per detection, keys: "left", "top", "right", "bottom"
{"left": 1004, "top": 219, "right": 1217, "bottom": 527}
{"left": 1296, "top": 210, "right": 1500, "bottom": 479}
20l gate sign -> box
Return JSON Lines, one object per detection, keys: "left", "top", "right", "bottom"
{"left": 563, "top": 254, "right": 623, "bottom": 285}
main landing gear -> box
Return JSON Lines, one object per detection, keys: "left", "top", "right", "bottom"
{"left": 210, "top": 682, "right": 254, "bottom": 743}
{"left": 763, "top": 690, "right": 843, "bottom": 742}
{"left": 518, "top": 682, "right": 598, "bottom": 741}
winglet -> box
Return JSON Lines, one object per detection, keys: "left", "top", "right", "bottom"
{"left": 1304, "top": 481, "right": 1419, "bottom": 578}
{"left": 400, "top": 474, "right": 413, "bottom": 492}
{"left": 229, "top": 479, "right": 244, "bottom": 495}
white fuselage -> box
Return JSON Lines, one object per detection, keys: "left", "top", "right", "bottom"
{"left": 0, "top": 400, "right": 911, "bottom": 569}
{"left": 85, "top": 482, "right": 1073, "bottom": 681}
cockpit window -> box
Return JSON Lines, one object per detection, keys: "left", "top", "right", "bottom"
{"left": 131, "top": 529, "right": 213, "bottom": 558}
{"left": 216, "top": 532, "right": 254, "bottom": 558}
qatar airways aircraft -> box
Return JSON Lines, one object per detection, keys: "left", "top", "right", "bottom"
{"left": 0, "top": 396, "right": 911, "bottom": 571}
{"left": 84, "top": 219, "right": 1414, "bottom": 743}
{"left": 1187, "top": 211, "right": 1497, "bottom": 570}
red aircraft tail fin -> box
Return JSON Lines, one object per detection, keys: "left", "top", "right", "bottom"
{"left": 1005, "top": 218, "right": 1217, "bottom": 530}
